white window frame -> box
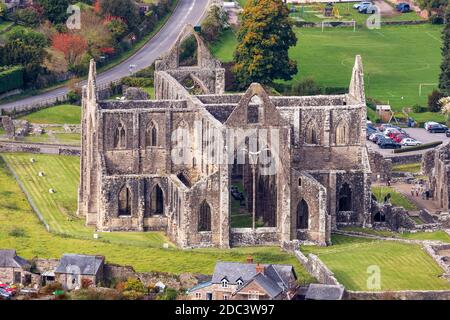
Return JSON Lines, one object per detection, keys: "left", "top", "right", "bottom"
{"left": 221, "top": 279, "right": 229, "bottom": 288}
{"left": 249, "top": 290, "right": 259, "bottom": 300}
{"left": 195, "top": 292, "right": 202, "bottom": 300}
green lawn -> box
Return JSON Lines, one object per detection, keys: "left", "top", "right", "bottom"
{"left": 212, "top": 24, "right": 444, "bottom": 118}
{"left": 19, "top": 105, "right": 81, "bottom": 125}
{"left": 372, "top": 186, "right": 418, "bottom": 211}
{"left": 341, "top": 226, "right": 450, "bottom": 243}
{"left": 392, "top": 163, "right": 422, "bottom": 173}
{"left": 301, "top": 235, "right": 450, "bottom": 291}
{"left": 0, "top": 154, "right": 313, "bottom": 279}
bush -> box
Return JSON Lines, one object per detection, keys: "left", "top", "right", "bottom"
{"left": 290, "top": 77, "right": 323, "bottom": 96}
{"left": 41, "top": 282, "right": 63, "bottom": 295}
{"left": 121, "top": 77, "right": 153, "bottom": 88}
{"left": 71, "top": 288, "right": 123, "bottom": 300}
{"left": 393, "top": 141, "right": 443, "bottom": 153}
{"left": 67, "top": 90, "right": 81, "bottom": 104}
{"left": 412, "top": 104, "right": 427, "bottom": 113}
{"left": 81, "top": 278, "right": 93, "bottom": 289}
{"left": 8, "top": 227, "right": 27, "bottom": 238}
{"left": 429, "top": 14, "right": 444, "bottom": 24}
{"left": 0, "top": 66, "right": 24, "bottom": 94}
{"left": 156, "top": 288, "right": 178, "bottom": 300}
{"left": 428, "top": 90, "right": 444, "bottom": 112}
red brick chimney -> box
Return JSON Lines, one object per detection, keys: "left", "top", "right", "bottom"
{"left": 256, "top": 263, "right": 265, "bottom": 274}
{"left": 247, "top": 256, "right": 254, "bottom": 264}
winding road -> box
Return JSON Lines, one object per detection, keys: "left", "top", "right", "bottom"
{"left": 0, "top": 0, "right": 210, "bottom": 113}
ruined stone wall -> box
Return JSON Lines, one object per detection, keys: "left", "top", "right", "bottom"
{"left": 423, "top": 143, "right": 450, "bottom": 211}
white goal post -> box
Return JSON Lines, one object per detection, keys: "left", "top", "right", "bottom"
{"left": 321, "top": 20, "right": 356, "bottom": 32}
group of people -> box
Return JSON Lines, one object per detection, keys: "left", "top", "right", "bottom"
{"left": 411, "top": 184, "right": 431, "bottom": 201}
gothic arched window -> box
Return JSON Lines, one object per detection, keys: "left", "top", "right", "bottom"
{"left": 150, "top": 185, "right": 164, "bottom": 215}
{"left": 338, "top": 183, "right": 352, "bottom": 211}
{"left": 114, "top": 123, "right": 126, "bottom": 149}
{"left": 297, "top": 199, "right": 309, "bottom": 230}
{"left": 146, "top": 122, "right": 157, "bottom": 147}
{"left": 118, "top": 186, "right": 131, "bottom": 216}
{"left": 198, "top": 201, "right": 212, "bottom": 232}
{"left": 335, "top": 120, "right": 349, "bottom": 145}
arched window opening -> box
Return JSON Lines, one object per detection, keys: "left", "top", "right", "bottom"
{"left": 146, "top": 122, "right": 157, "bottom": 147}
{"left": 150, "top": 185, "right": 164, "bottom": 215}
{"left": 199, "top": 201, "right": 212, "bottom": 232}
{"left": 297, "top": 199, "right": 309, "bottom": 230}
{"left": 118, "top": 186, "right": 131, "bottom": 216}
{"left": 338, "top": 183, "right": 352, "bottom": 211}
{"left": 374, "top": 212, "right": 386, "bottom": 222}
{"left": 305, "top": 122, "right": 319, "bottom": 145}
{"left": 335, "top": 121, "right": 349, "bottom": 145}
{"left": 114, "top": 123, "right": 126, "bottom": 149}
{"left": 248, "top": 95, "right": 263, "bottom": 124}
{"left": 177, "top": 172, "right": 191, "bottom": 188}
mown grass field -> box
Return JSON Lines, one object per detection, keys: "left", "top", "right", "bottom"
{"left": 19, "top": 105, "right": 81, "bottom": 124}
{"left": 212, "top": 24, "right": 443, "bottom": 117}
{"left": 341, "top": 226, "right": 450, "bottom": 243}
{"left": 392, "top": 162, "right": 422, "bottom": 173}
{"left": 372, "top": 186, "right": 418, "bottom": 210}
{"left": 0, "top": 155, "right": 313, "bottom": 279}
{"left": 301, "top": 235, "right": 450, "bottom": 291}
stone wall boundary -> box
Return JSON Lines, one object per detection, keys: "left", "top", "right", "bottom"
{"left": 293, "top": 250, "right": 342, "bottom": 286}
{"left": 345, "top": 290, "right": 450, "bottom": 300}
{"left": 0, "top": 141, "right": 81, "bottom": 156}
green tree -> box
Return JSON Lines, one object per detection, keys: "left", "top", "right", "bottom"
{"left": 37, "top": 0, "right": 70, "bottom": 24}
{"left": 439, "top": 5, "right": 450, "bottom": 96}
{"left": 416, "top": 0, "right": 448, "bottom": 11}
{"left": 100, "top": 0, "right": 140, "bottom": 30}
{"left": 107, "top": 18, "right": 129, "bottom": 42}
{"left": 0, "top": 3, "right": 7, "bottom": 21}
{"left": 233, "top": 0, "right": 298, "bottom": 89}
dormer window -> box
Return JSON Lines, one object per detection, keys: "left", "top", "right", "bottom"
{"left": 236, "top": 279, "right": 244, "bottom": 287}
{"left": 221, "top": 278, "right": 229, "bottom": 289}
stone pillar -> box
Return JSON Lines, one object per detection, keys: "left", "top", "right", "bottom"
{"left": 329, "top": 171, "right": 337, "bottom": 228}
{"left": 219, "top": 164, "right": 230, "bottom": 248}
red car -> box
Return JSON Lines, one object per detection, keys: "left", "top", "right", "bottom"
{"left": 393, "top": 134, "right": 407, "bottom": 143}
{"left": 0, "top": 284, "right": 17, "bottom": 295}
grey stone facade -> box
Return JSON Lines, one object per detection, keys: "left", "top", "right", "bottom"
{"left": 78, "top": 24, "right": 372, "bottom": 249}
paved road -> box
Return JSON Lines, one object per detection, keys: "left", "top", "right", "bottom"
{"left": 0, "top": 0, "right": 210, "bottom": 112}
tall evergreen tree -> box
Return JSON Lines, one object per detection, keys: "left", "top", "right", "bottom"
{"left": 439, "top": 5, "right": 450, "bottom": 96}
{"left": 233, "top": 0, "right": 298, "bottom": 89}
{"left": 37, "top": 0, "right": 69, "bottom": 24}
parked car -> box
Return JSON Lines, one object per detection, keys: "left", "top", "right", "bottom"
{"left": 401, "top": 138, "right": 422, "bottom": 146}
{"left": 428, "top": 124, "right": 448, "bottom": 133}
{"left": 376, "top": 136, "right": 389, "bottom": 145}
{"left": 424, "top": 121, "right": 439, "bottom": 130}
{"left": 359, "top": 2, "right": 377, "bottom": 14}
{"left": 369, "top": 133, "right": 384, "bottom": 143}
{"left": 379, "top": 140, "right": 402, "bottom": 149}
{"left": 384, "top": 128, "right": 400, "bottom": 136}
{"left": 0, "top": 288, "right": 12, "bottom": 300}
{"left": 396, "top": 3, "right": 411, "bottom": 12}
{"left": 353, "top": 1, "right": 372, "bottom": 10}
{"left": 446, "top": 130, "right": 450, "bottom": 137}
{"left": 393, "top": 134, "right": 408, "bottom": 143}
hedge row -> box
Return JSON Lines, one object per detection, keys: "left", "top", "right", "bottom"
{"left": 0, "top": 66, "right": 24, "bottom": 94}
{"left": 393, "top": 141, "right": 443, "bottom": 154}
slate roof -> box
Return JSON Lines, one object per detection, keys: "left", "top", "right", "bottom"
{"left": 241, "top": 273, "right": 283, "bottom": 299}
{"left": 305, "top": 284, "right": 345, "bottom": 300}
{"left": 210, "top": 262, "right": 297, "bottom": 298}
{"left": 55, "top": 254, "right": 104, "bottom": 276}
{"left": 0, "top": 250, "right": 31, "bottom": 269}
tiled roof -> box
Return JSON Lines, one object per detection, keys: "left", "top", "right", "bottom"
{"left": 0, "top": 249, "right": 31, "bottom": 269}
{"left": 305, "top": 284, "right": 345, "bottom": 300}
{"left": 55, "top": 254, "right": 104, "bottom": 276}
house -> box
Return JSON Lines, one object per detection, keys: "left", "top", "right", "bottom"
{"left": 54, "top": 254, "right": 105, "bottom": 290}
{"left": 0, "top": 249, "right": 32, "bottom": 285}
{"left": 187, "top": 258, "right": 298, "bottom": 300}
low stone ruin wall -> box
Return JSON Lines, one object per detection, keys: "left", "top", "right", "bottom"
{"left": 230, "top": 228, "right": 279, "bottom": 247}
{"left": 293, "top": 250, "right": 341, "bottom": 286}
{"left": 386, "top": 153, "right": 423, "bottom": 166}
{"left": 0, "top": 141, "right": 80, "bottom": 156}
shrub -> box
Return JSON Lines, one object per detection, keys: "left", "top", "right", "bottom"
{"left": 41, "top": 282, "right": 63, "bottom": 295}
{"left": 8, "top": 227, "right": 27, "bottom": 238}
{"left": 428, "top": 90, "right": 444, "bottom": 112}
{"left": 412, "top": 104, "right": 427, "bottom": 113}
{"left": 156, "top": 288, "right": 178, "bottom": 300}
{"left": 429, "top": 14, "right": 444, "bottom": 24}
{"left": 71, "top": 288, "right": 123, "bottom": 300}
{"left": 121, "top": 77, "right": 153, "bottom": 88}
{"left": 393, "top": 141, "right": 443, "bottom": 153}
{"left": 0, "top": 66, "right": 24, "bottom": 94}
{"left": 81, "top": 278, "right": 93, "bottom": 289}
{"left": 67, "top": 90, "right": 81, "bottom": 104}
{"left": 290, "top": 77, "right": 323, "bottom": 96}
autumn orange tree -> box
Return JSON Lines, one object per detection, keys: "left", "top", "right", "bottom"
{"left": 233, "top": 0, "right": 298, "bottom": 89}
{"left": 52, "top": 33, "right": 88, "bottom": 66}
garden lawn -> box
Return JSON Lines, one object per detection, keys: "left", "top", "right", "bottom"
{"left": 392, "top": 162, "right": 421, "bottom": 173}
{"left": 212, "top": 24, "right": 444, "bottom": 118}
{"left": 372, "top": 186, "right": 418, "bottom": 210}
{"left": 301, "top": 235, "right": 450, "bottom": 291}
{"left": 0, "top": 155, "right": 313, "bottom": 279}
{"left": 341, "top": 226, "right": 450, "bottom": 243}
{"left": 19, "top": 105, "right": 81, "bottom": 125}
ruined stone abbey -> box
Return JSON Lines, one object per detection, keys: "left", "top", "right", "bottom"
{"left": 78, "top": 25, "right": 372, "bottom": 249}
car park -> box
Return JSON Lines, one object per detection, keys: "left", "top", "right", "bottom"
{"left": 401, "top": 138, "right": 422, "bottom": 146}
{"left": 428, "top": 124, "right": 448, "bottom": 133}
